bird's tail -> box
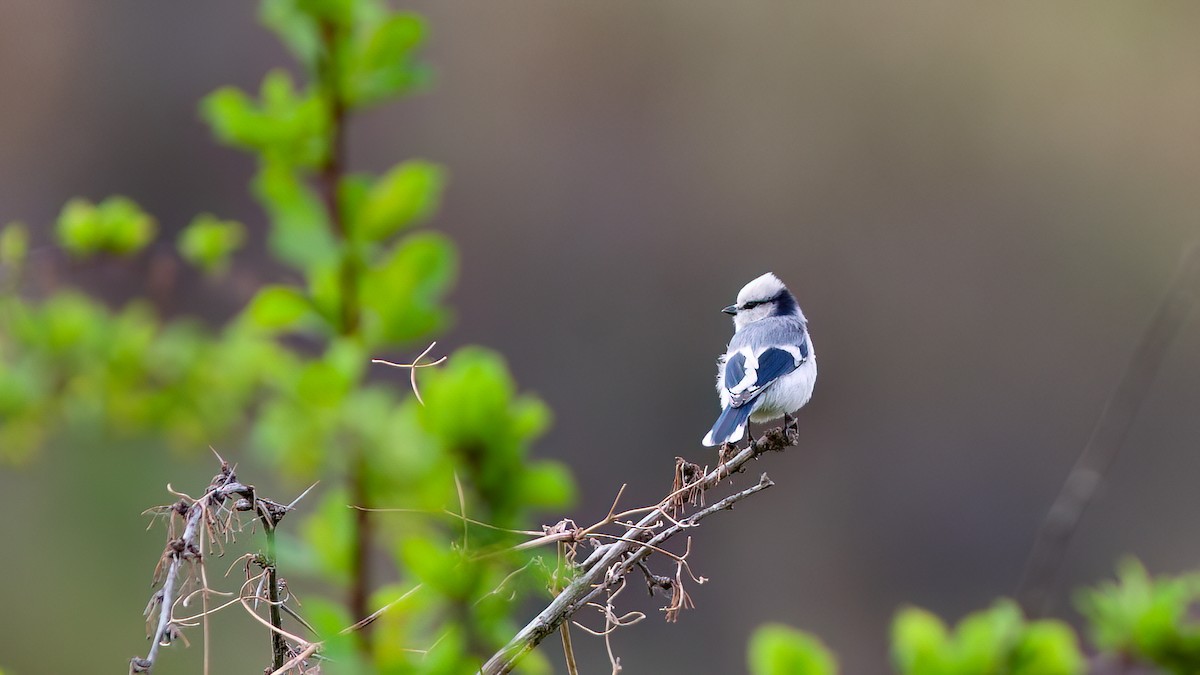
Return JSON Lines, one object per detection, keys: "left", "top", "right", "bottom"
{"left": 702, "top": 405, "right": 753, "bottom": 447}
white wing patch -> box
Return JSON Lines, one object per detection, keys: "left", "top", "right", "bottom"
{"left": 727, "top": 347, "right": 759, "bottom": 395}
{"left": 779, "top": 344, "right": 804, "bottom": 365}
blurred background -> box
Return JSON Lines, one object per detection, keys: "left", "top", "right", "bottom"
{"left": 3, "top": 1, "right": 1200, "bottom": 673}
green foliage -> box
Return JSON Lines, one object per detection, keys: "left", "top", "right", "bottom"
{"left": 339, "top": 12, "right": 431, "bottom": 108}
{"left": 748, "top": 623, "right": 838, "bottom": 675}
{"left": 178, "top": 213, "right": 245, "bottom": 274}
{"left": 359, "top": 231, "right": 456, "bottom": 345}
{"left": 0, "top": 291, "right": 292, "bottom": 461}
{"left": 201, "top": 70, "right": 330, "bottom": 168}
{"left": 752, "top": 562, "right": 1200, "bottom": 675}
{"left": 890, "top": 600, "right": 1084, "bottom": 675}
{"left": 1, "top": 0, "right": 576, "bottom": 672}
{"left": 1077, "top": 558, "right": 1200, "bottom": 672}
{"left": 244, "top": 285, "right": 314, "bottom": 331}
{"left": 55, "top": 196, "right": 156, "bottom": 256}
{"left": 255, "top": 160, "right": 339, "bottom": 270}
{"left": 1, "top": 222, "right": 28, "bottom": 268}
{"left": 355, "top": 160, "right": 444, "bottom": 241}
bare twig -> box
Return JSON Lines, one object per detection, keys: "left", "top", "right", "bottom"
{"left": 1019, "top": 242, "right": 1200, "bottom": 616}
{"left": 268, "top": 642, "right": 321, "bottom": 675}
{"left": 559, "top": 622, "right": 579, "bottom": 675}
{"left": 340, "top": 583, "right": 424, "bottom": 635}
{"left": 260, "top": 505, "right": 288, "bottom": 671}
{"left": 131, "top": 464, "right": 254, "bottom": 673}
{"left": 371, "top": 340, "right": 448, "bottom": 406}
{"left": 132, "top": 463, "right": 311, "bottom": 674}
{"left": 480, "top": 425, "right": 795, "bottom": 674}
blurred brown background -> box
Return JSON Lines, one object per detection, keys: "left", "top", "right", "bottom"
{"left": 3, "top": 1, "right": 1200, "bottom": 673}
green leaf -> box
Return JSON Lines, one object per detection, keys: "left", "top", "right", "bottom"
{"left": 1077, "top": 558, "right": 1200, "bottom": 670}
{"left": 201, "top": 70, "right": 329, "bottom": 168}
{"left": 55, "top": 196, "right": 156, "bottom": 256}
{"left": 56, "top": 199, "right": 102, "bottom": 254}
{"left": 359, "top": 231, "right": 456, "bottom": 345}
{"left": 177, "top": 214, "right": 245, "bottom": 274}
{"left": 952, "top": 600, "right": 1022, "bottom": 672}
{"left": 337, "top": 173, "right": 373, "bottom": 235}
{"left": 294, "top": 341, "right": 364, "bottom": 407}
{"left": 101, "top": 197, "right": 157, "bottom": 253}
{"left": 399, "top": 538, "right": 470, "bottom": 598}
{"left": 341, "top": 13, "right": 430, "bottom": 108}
{"left": 517, "top": 461, "right": 575, "bottom": 510}
{"left": 1012, "top": 620, "right": 1085, "bottom": 675}
{"left": 260, "top": 0, "right": 321, "bottom": 66}
{"left": 245, "top": 285, "right": 312, "bottom": 330}
{"left": 254, "top": 161, "right": 338, "bottom": 270}
{"left": 1, "top": 221, "right": 29, "bottom": 267}
{"left": 892, "top": 607, "right": 950, "bottom": 675}
{"left": 355, "top": 161, "right": 444, "bottom": 241}
{"left": 748, "top": 623, "right": 838, "bottom": 675}
{"left": 419, "top": 347, "right": 515, "bottom": 451}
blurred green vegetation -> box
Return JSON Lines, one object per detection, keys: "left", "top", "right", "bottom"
{"left": 1077, "top": 558, "right": 1200, "bottom": 673}
{"left": 0, "top": 0, "right": 573, "bottom": 672}
{"left": 747, "top": 623, "right": 838, "bottom": 675}
{"left": 750, "top": 558, "right": 1200, "bottom": 674}
{"left": 890, "top": 600, "right": 1082, "bottom": 675}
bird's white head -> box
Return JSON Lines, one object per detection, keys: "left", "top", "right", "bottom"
{"left": 723, "top": 272, "right": 803, "bottom": 331}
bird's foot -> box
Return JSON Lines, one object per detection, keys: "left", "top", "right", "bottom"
{"left": 718, "top": 442, "right": 739, "bottom": 476}
{"left": 782, "top": 413, "right": 800, "bottom": 444}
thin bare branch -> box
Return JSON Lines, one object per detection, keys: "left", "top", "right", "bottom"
{"left": 1018, "top": 241, "right": 1200, "bottom": 616}
{"left": 480, "top": 424, "right": 794, "bottom": 675}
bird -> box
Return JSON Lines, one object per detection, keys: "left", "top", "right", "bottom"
{"left": 702, "top": 272, "right": 816, "bottom": 447}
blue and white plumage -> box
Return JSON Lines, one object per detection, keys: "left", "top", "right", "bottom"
{"left": 702, "top": 272, "right": 816, "bottom": 447}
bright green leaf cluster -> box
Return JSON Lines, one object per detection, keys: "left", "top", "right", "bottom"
{"left": 278, "top": 347, "right": 568, "bottom": 674}
{"left": 261, "top": 0, "right": 429, "bottom": 109}
{"left": 56, "top": 196, "right": 156, "bottom": 256}
{"left": 0, "top": 291, "right": 293, "bottom": 462}
{"left": 891, "top": 600, "right": 1084, "bottom": 675}
{"left": 419, "top": 348, "right": 573, "bottom": 525}
{"left": 748, "top": 623, "right": 838, "bottom": 675}
{"left": 178, "top": 213, "right": 245, "bottom": 274}
{"left": 1077, "top": 558, "right": 1200, "bottom": 672}
{"left": 202, "top": 70, "right": 330, "bottom": 168}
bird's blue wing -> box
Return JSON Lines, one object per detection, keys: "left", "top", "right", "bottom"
{"left": 723, "top": 352, "right": 747, "bottom": 391}
{"left": 724, "top": 345, "right": 805, "bottom": 408}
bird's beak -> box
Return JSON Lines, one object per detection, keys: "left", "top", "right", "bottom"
{"left": 722, "top": 304, "right": 738, "bottom": 315}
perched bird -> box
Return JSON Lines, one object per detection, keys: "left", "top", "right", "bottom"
{"left": 702, "top": 273, "right": 816, "bottom": 447}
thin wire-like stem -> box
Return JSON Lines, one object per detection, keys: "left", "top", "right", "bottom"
{"left": 1018, "top": 242, "right": 1200, "bottom": 616}
{"left": 559, "top": 622, "right": 579, "bottom": 675}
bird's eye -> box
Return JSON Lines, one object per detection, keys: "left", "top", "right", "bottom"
{"left": 742, "top": 301, "right": 760, "bottom": 310}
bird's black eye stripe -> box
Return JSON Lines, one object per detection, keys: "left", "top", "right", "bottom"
{"left": 742, "top": 300, "right": 761, "bottom": 309}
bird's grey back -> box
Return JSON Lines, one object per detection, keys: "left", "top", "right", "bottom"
{"left": 728, "top": 316, "right": 809, "bottom": 351}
